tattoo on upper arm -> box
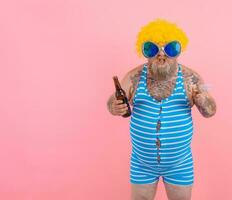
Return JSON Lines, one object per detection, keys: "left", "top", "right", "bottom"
{"left": 128, "top": 70, "right": 142, "bottom": 102}
{"left": 183, "top": 67, "right": 204, "bottom": 95}
{"left": 183, "top": 66, "right": 216, "bottom": 117}
{"left": 186, "top": 83, "right": 191, "bottom": 94}
{"left": 190, "top": 74, "right": 200, "bottom": 85}
{"left": 187, "top": 72, "right": 202, "bottom": 87}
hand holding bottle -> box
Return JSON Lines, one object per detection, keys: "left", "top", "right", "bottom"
{"left": 113, "top": 76, "right": 131, "bottom": 117}
{"left": 109, "top": 99, "right": 129, "bottom": 116}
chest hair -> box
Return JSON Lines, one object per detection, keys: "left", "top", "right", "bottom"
{"left": 146, "top": 75, "right": 177, "bottom": 101}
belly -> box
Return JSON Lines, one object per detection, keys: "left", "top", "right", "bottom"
{"left": 129, "top": 106, "right": 194, "bottom": 168}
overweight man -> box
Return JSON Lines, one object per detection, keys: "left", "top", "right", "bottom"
{"left": 106, "top": 19, "right": 217, "bottom": 200}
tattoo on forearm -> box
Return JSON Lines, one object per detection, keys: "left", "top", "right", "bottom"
{"left": 182, "top": 65, "right": 216, "bottom": 114}
{"left": 194, "top": 92, "right": 217, "bottom": 117}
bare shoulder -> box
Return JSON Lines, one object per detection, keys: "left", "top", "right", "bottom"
{"left": 127, "top": 63, "right": 144, "bottom": 75}
{"left": 126, "top": 63, "right": 145, "bottom": 106}
{"left": 181, "top": 64, "right": 203, "bottom": 83}
{"left": 128, "top": 64, "right": 144, "bottom": 84}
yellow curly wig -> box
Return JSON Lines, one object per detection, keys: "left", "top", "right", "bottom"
{"left": 135, "top": 19, "right": 189, "bottom": 58}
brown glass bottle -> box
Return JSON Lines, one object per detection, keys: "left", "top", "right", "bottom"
{"left": 113, "top": 76, "right": 131, "bottom": 117}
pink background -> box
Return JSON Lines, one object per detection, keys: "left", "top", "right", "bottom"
{"left": 0, "top": 0, "right": 231, "bottom": 199}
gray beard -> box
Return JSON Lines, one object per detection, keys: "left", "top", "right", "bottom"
{"left": 151, "top": 63, "right": 175, "bottom": 80}
{"left": 157, "top": 65, "right": 171, "bottom": 77}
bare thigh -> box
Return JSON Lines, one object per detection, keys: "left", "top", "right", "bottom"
{"left": 131, "top": 181, "right": 159, "bottom": 200}
{"left": 164, "top": 182, "right": 193, "bottom": 200}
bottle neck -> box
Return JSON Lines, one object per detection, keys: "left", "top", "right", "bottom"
{"left": 113, "top": 77, "right": 122, "bottom": 90}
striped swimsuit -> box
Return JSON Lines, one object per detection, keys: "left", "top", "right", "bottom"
{"left": 129, "top": 63, "right": 194, "bottom": 186}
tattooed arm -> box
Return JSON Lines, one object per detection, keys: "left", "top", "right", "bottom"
{"left": 106, "top": 70, "right": 132, "bottom": 113}
{"left": 106, "top": 64, "right": 143, "bottom": 112}
{"left": 128, "top": 68, "right": 143, "bottom": 106}
{"left": 188, "top": 69, "right": 217, "bottom": 118}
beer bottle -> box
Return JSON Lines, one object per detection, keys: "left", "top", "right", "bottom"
{"left": 113, "top": 76, "right": 131, "bottom": 117}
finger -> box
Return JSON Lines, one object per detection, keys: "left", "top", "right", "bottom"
{"left": 120, "top": 110, "right": 128, "bottom": 115}
{"left": 116, "top": 109, "right": 125, "bottom": 115}
{"left": 113, "top": 103, "right": 125, "bottom": 110}
{"left": 115, "top": 104, "right": 128, "bottom": 110}
{"left": 117, "top": 103, "right": 128, "bottom": 108}
{"left": 116, "top": 107, "right": 128, "bottom": 113}
{"left": 112, "top": 100, "right": 121, "bottom": 107}
{"left": 115, "top": 100, "right": 124, "bottom": 105}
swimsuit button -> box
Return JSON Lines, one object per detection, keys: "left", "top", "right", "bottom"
{"left": 156, "top": 138, "right": 161, "bottom": 148}
{"left": 156, "top": 120, "right": 161, "bottom": 130}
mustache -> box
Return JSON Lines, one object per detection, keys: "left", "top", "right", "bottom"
{"left": 157, "top": 55, "right": 168, "bottom": 60}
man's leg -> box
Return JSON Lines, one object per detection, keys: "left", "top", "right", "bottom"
{"left": 163, "top": 182, "right": 193, "bottom": 200}
{"left": 161, "top": 150, "right": 194, "bottom": 200}
{"left": 131, "top": 181, "right": 159, "bottom": 200}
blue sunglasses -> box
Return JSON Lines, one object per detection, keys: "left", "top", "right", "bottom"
{"left": 142, "top": 41, "right": 181, "bottom": 58}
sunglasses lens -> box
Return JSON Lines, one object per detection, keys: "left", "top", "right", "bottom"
{"left": 142, "top": 42, "right": 159, "bottom": 58}
{"left": 164, "top": 41, "right": 181, "bottom": 57}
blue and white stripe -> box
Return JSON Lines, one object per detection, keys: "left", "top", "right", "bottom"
{"left": 129, "top": 63, "right": 194, "bottom": 186}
